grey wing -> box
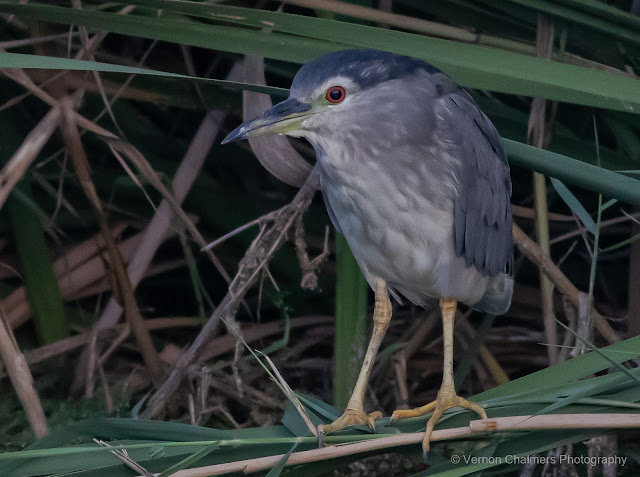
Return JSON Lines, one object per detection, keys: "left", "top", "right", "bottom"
{"left": 435, "top": 88, "right": 513, "bottom": 277}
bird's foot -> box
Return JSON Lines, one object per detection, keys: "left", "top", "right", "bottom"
{"left": 317, "top": 408, "right": 383, "bottom": 438}
{"left": 390, "top": 384, "right": 486, "bottom": 453}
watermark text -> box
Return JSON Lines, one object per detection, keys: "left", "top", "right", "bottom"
{"left": 450, "top": 454, "right": 627, "bottom": 466}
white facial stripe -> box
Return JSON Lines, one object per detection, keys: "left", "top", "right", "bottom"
{"left": 306, "top": 76, "right": 359, "bottom": 101}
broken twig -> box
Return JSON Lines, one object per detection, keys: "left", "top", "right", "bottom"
{"left": 143, "top": 168, "right": 320, "bottom": 418}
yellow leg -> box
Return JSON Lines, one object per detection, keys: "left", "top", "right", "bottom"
{"left": 318, "top": 278, "right": 392, "bottom": 437}
{"left": 390, "top": 297, "right": 487, "bottom": 453}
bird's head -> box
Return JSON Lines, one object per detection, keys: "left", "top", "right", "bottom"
{"left": 222, "top": 49, "right": 441, "bottom": 146}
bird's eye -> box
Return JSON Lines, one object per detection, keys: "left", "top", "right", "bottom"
{"left": 325, "top": 86, "right": 346, "bottom": 104}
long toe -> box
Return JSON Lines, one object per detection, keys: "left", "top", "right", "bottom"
{"left": 317, "top": 409, "right": 383, "bottom": 438}
{"left": 390, "top": 401, "right": 437, "bottom": 423}
{"left": 423, "top": 394, "right": 487, "bottom": 451}
{"left": 422, "top": 406, "right": 445, "bottom": 453}
{"left": 391, "top": 389, "right": 487, "bottom": 451}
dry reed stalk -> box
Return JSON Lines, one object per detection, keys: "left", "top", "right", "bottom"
{"left": 262, "top": 354, "right": 318, "bottom": 437}
{"left": 550, "top": 212, "right": 640, "bottom": 245}
{"left": 0, "top": 317, "right": 203, "bottom": 379}
{"left": 28, "top": 70, "right": 180, "bottom": 108}
{"left": 458, "top": 318, "right": 510, "bottom": 386}
{"left": 2, "top": 61, "right": 233, "bottom": 288}
{"left": 93, "top": 105, "right": 230, "bottom": 332}
{"left": 199, "top": 315, "right": 333, "bottom": 361}
{"left": 277, "top": 0, "right": 630, "bottom": 75}
{"left": 529, "top": 15, "right": 558, "bottom": 366}
{"left": 0, "top": 32, "right": 78, "bottom": 50}
{"left": 0, "top": 105, "right": 61, "bottom": 210}
{"left": 68, "top": 258, "right": 186, "bottom": 303}
{"left": 2, "top": 219, "right": 180, "bottom": 330}
{"left": 105, "top": 138, "right": 232, "bottom": 286}
{"left": 512, "top": 205, "right": 574, "bottom": 222}
{"left": 137, "top": 413, "right": 640, "bottom": 476}
{"left": 59, "top": 98, "right": 164, "bottom": 386}
{"left": 70, "top": 0, "right": 123, "bottom": 136}
{"left": 2, "top": 225, "right": 127, "bottom": 323}
{"left": 142, "top": 168, "right": 321, "bottom": 418}
{"left": 513, "top": 224, "right": 619, "bottom": 344}
{"left": 0, "top": 312, "right": 48, "bottom": 438}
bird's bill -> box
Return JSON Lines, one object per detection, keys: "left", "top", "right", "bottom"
{"left": 222, "top": 98, "right": 313, "bottom": 144}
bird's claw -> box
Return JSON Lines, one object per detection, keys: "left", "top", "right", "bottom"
{"left": 317, "top": 408, "right": 383, "bottom": 442}
{"left": 390, "top": 386, "right": 487, "bottom": 453}
{"left": 422, "top": 448, "right": 429, "bottom": 463}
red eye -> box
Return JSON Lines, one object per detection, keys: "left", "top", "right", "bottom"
{"left": 325, "top": 86, "right": 346, "bottom": 104}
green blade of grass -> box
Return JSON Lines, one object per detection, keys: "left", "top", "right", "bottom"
{"left": 473, "top": 334, "right": 640, "bottom": 403}
{"left": 501, "top": 0, "right": 640, "bottom": 46}
{"left": 128, "top": 0, "right": 640, "bottom": 112}
{"left": 0, "top": 51, "right": 288, "bottom": 97}
{"left": 265, "top": 441, "right": 299, "bottom": 477}
{"left": 6, "top": 189, "right": 68, "bottom": 344}
{"left": 2, "top": 2, "right": 640, "bottom": 113}
{"left": 156, "top": 442, "right": 219, "bottom": 477}
{"left": 553, "top": 0, "right": 640, "bottom": 30}
{"left": 0, "top": 109, "right": 68, "bottom": 344}
{"left": 333, "top": 234, "right": 369, "bottom": 409}
{"left": 549, "top": 177, "right": 597, "bottom": 233}
{"left": 3, "top": 9, "right": 640, "bottom": 207}
{"left": 503, "top": 139, "right": 640, "bottom": 206}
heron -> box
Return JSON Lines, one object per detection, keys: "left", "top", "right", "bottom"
{"left": 223, "top": 49, "right": 513, "bottom": 453}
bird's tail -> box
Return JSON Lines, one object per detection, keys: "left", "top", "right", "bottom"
{"left": 472, "top": 274, "right": 513, "bottom": 315}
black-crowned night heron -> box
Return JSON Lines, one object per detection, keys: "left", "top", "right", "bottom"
{"left": 223, "top": 49, "right": 513, "bottom": 452}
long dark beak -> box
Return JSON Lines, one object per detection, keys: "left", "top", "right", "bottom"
{"left": 222, "top": 98, "right": 312, "bottom": 144}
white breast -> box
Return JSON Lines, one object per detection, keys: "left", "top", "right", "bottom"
{"left": 318, "top": 149, "right": 489, "bottom": 307}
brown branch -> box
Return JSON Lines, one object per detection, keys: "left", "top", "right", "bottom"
{"left": 59, "top": 99, "right": 164, "bottom": 386}
{"left": 294, "top": 215, "right": 330, "bottom": 290}
{"left": 511, "top": 204, "right": 574, "bottom": 222}
{"left": 199, "top": 315, "right": 332, "bottom": 361}
{"left": 550, "top": 212, "right": 640, "bottom": 245}
{"left": 513, "top": 223, "right": 620, "bottom": 344}
{"left": 142, "top": 168, "right": 320, "bottom": 418}
{"left": 202, "top": 210, "right": 279, "bottom": 252}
